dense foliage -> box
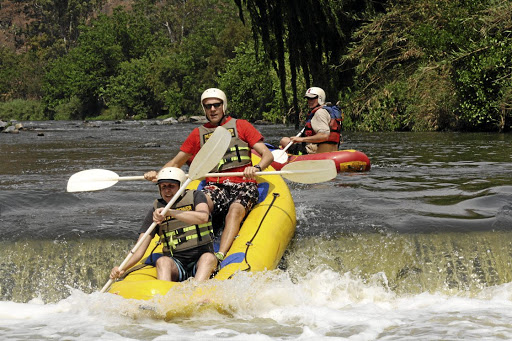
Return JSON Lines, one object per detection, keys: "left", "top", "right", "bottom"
{"left": 341, "top": 0, "right": 512, "bottom": 132}
{"left": 237, "top": 0, "right": 512, "bottom": 132}
{"left": 0, "top": 0, "right": 510, "bottom": 131}
{"left": 41, "top": 0, "right": 259, "bottom": 120}
{"left": 234, "top": 0, "right": 385, "bottom": 126}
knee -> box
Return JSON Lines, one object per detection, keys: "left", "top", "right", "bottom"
{"left": 201, "top": 252, "right": 217, "bottom": 266}
{"left": 156, "top": 256, "right": 173, "bottom": 268}
{"left": 227, "top": 202, "right": 246, "bottom": 218}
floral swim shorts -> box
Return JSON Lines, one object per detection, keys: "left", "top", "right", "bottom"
{"left": 202, "top": 181, "right": 259, "bottom": 215}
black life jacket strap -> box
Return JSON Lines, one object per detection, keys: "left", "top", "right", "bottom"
{"left": 234, "top": 145, "right": 242, "bottom": 162}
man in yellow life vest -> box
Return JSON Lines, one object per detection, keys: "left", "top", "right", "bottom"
{"left": 110, "top": 167, "right": 217, "bottom": 282}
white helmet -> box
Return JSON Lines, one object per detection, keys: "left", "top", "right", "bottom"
{"left": 156, "top": 167, "right": 187, "bottom": 186}
{"left": 304, "top": 87, "right": 326, "bottom": 105}
{"left": 201, "top": 88, "right": 227, "bottom": 114}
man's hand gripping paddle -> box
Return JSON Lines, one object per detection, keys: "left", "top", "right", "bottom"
{"left": 271, "top": 128, "right": 305, "bottom": 164}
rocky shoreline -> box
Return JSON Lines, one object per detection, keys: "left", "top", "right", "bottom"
{"left": 0, "top": 115, "right": 272, "bottom": 135}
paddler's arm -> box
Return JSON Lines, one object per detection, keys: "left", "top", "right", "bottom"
{"left": 291, "top": 110, "right": 331, "bottom": 144}
{"left": 290, "top": 132, "right": 330, "bottom": 144}
{"left": 144, "top": 151, "right": 192, "bottom": 182}
{"left": 153, "top": 202, "right": 210, "bottom": 225}
{"left": 163, "top": 151, "right": 191, "bottom": 168}
{"left": 109, "top": 232, "right": 151, "bottom": 280}
{"left": 244, "top": 140, "right": 274, "bottom": 180}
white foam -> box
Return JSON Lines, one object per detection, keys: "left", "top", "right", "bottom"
{"left": 1, "top": 271, "right": 512, "bottom": 340}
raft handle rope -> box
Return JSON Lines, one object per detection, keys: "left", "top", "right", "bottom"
{"left": 228, "top": 192, "right": 280, "bottom": 277}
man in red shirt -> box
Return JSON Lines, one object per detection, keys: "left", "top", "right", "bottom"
{"left": 145, "top": 88, "right": 274, "bottom": 264}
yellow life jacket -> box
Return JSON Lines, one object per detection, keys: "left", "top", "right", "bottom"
{"left": 154, "top": 190, "right": 213, "bottom": 254}
{"left": 198, "top": 117, "right": 252, "bottom": 172}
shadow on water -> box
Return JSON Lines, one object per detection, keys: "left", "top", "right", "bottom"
{"left": 1, "top": 121, "right": 511, "bottom": 302}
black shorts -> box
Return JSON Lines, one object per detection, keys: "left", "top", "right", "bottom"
{"left": 146, "top": 244, "right": 214, "bottom": 281}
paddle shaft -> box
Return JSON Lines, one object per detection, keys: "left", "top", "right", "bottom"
{"left": 116, "top": 175, "right": 145, "bottom": 181}
{"left": 70, "top": 159, "right": 331, "bottom": 194}
{"left": 282, "top": 127, "right": 305, "bottom": 153}
{"left": 99, "top": 177, "right": 192, "bottom": 293}
{"left": 207, "top": 170, "right": 310, "bottom": 177}
{"left": 113, "top": 172, "right": 307, "bottom": 180}
{"left": 69, "top": 158, "right": 332, "bottom": 194}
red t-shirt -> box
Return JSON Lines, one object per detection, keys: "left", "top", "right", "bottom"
{"left": 180, "top": 116, "right": 263, "bottom": 183}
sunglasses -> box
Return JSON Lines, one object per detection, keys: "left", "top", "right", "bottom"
{"left": 203, "top": 102, "right": 223, "bottom": 110}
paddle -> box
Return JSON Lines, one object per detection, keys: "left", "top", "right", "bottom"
{"left": 206, "top": 160, "right": 337, "bottom": 184}
{"left": 67, "top": 169, "right": 144, "bottom": 192}
{"left": 271, "top": 128, "right": 305, "bottom": 164}
{"left": 98, "top": 126, "right": 232, "bottom": 293}
{"left": 68, "top": 159, "right": 337, "bottom": 193}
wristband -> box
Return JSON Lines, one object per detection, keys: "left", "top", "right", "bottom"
{"left": 254, "top": 164, "right": 262, "bottom": 171}
{"left": 215, "top": 252, "right": 225, "bottom": 261}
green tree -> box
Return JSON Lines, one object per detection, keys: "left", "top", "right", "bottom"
{"left": 101, "top": 57, "right": 161, "bottom": 119}
{"left": 219, "top": 41, "right": 282, "bottom": 122}
{"left": 0, "top": 47, "right": 21, "bottom": 101}
{"left": 0, "top": 47, "right": 44, "bottom": 102}
{"left": 26, "top": 0, "right": 106, "bottom": 51}
{"left": 43, "top": 8, "right": 167, "bottom": 119}
{"left": 135, "top": 0, "right": 251, "bottom": 118}
{"left": 451, "top": 3, "right": 512, "bottom": 131}
{"left": 43, "top": 0, "right": 250, "bottom": 120}
{"left": 43, "top": 15, "right": 124, "bottom": 119}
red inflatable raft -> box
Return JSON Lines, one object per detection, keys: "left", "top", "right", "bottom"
{"left": 261, "top": 149, "right": 371, "bottom": 173}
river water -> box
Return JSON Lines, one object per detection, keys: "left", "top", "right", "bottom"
{"left": 1, "top": 120, "right": 511, "bottom": 340}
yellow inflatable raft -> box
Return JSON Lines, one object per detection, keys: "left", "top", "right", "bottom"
{"left": 108, "top": 156, "right": 296, "bottom": 300}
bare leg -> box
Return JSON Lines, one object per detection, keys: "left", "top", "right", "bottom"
{"left": 280, "top": 137, "right": 291, "bottom": 149}
{"left": 156, "top": 256, "right": 179, "bottom": 281}
{"left": 194, "top": 252, "right": 218, "bottom": 281}
{"left": 218, "top": 202, "right": 246, "bottom": 255}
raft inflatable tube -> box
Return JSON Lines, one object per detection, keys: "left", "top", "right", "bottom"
{"left": 108, "top": 155, "right": 296, "bottom": 300}
{"left": 267, "top": 149, "right": 371, "bottom": 173}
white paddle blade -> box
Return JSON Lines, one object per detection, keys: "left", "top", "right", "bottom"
{"left": 67, "top": 169, "right": 119, "bottom": 192}
{"left": 281, "top": 160, "right": 337, "bottom": 184}
{"left": 188, "top": 126, "right": 231, "bottom": 179}
{"left": 273, "top": 128, "right": 304, "bottom": 164}
{"left": 271, "top": 149, "right": 289, "bottom": 164}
